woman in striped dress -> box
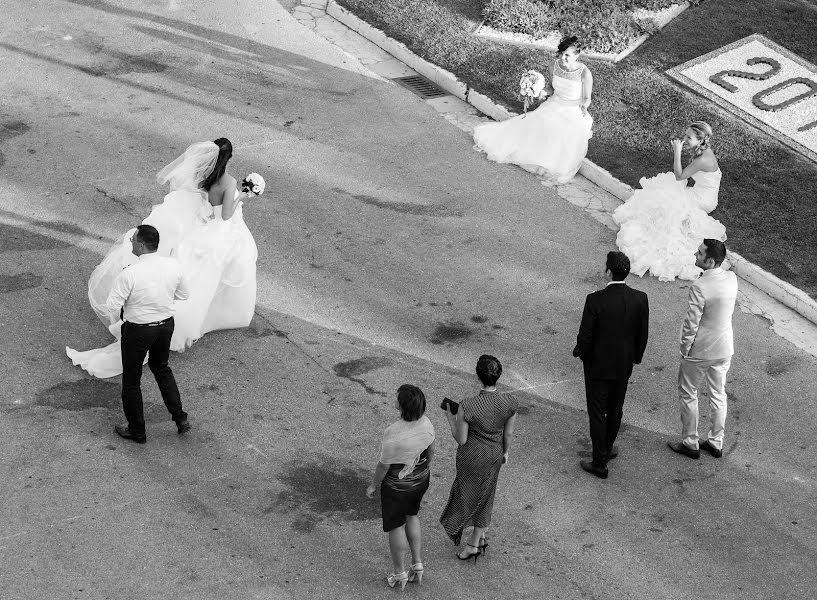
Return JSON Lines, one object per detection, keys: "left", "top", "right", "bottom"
{"left": 439, "top": 355, "right": 518, "bottom": 562}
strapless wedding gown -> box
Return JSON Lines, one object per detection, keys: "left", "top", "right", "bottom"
{"left": 613, "top": 169, "right": 726, "bottom": 281}
{"left": 66, "top": 190, "right": 257, "bottom": 378}
{"left": 473, "top": 62, "right": 593, "bottom": 183}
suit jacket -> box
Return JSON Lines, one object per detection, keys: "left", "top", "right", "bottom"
{"left": 680, "top": 267, "right": 737, "bottom": 360}
{"left": 573, "top": 282, "right": 649, "bottom": 380}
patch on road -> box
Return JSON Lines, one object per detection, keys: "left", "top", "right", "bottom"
{"left": 332, "top": 188, "right": 463, "bottom": 217}
{"left": 35, "top": 379, "right": 119, "bottom": 411}
{"left": 764, "top": 355, "right": 801, "bottom": 376}
{"left": 73, "top": 32, "right": 168, "bottom": 77}
{"left": 246, "top": 311, "right": 288, "bottom": 338}
{"left": 0, "top": 120, "right": 31, "bottom": 169}
{"left": 332, "top": 356, "right": 391, "bottom": 397}
{"left": 83, "top": 51, "right": 168, "bottom": 77}
{"left": 0, "top": 273, "right": 43, "bottom": 293}
{"left": 333, "top": 356, "right": 392, "bottom": 378}
{"left": 0, "top": 223, "right": 71, "bottom": 253}
{"left": 274, "top": 460, "right": 380, "bottom": 532}
{"left": 429, "top": 321, "right": 472, "bottom": 345}
{"left": 0, "top": 120, "right": 30, "bottom": 143}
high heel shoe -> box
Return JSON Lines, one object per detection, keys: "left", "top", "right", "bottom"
{"left": 407, "top": 562, "right": 424, "bottom": 584}
{"left": 387, "top": 571, "right": 409, "bottom": 591}
{"left": 456, "top": 543, "right": 483, "bottom": 564}
{"left": 478, "top": 534, "right": 489, "bottom": 555}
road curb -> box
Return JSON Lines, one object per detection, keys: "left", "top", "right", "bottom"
{"left": 326, "top": 0, "right": 817, "bottom": 326}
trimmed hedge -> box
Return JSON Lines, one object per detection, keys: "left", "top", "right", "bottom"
{"left": 481, "top": 0, "right": 683, "bottom": 54}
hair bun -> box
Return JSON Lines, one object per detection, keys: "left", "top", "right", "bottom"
{"left": 557, "top": 35, "right": 581, "bottom": 53}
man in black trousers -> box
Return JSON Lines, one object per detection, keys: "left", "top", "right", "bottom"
{"left": 573, "top": 251, "right": 649, "bottom": 479}
{"left": 105, "top": 224, "right": 191, "bottom": 444}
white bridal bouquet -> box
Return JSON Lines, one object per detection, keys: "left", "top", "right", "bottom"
{"left": 241, "top": 173, "right": 266, "bottom": 196}
{"left": 518, "top": 70, "right": 546, "bottom": 113}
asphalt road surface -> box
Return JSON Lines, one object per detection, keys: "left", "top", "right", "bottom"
{"left": 1, "top": 1, "right": 815, "bottom": 598}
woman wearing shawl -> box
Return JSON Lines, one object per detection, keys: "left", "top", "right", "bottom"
{"left": 366, "top": 385, "right": 436, "bottom": 590}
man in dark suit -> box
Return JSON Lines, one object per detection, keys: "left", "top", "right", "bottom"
{"left": 573, "top": 251, "right": 649, "bottom": 479}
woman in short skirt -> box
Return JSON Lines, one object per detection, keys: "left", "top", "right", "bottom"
{"left": 366, "top": 385, "right": 436, "bottom": 590}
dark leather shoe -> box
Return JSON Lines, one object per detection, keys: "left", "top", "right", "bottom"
{"left": 668, "top": 441, "right": 699, "bottom": 459}
{"left": 115, "top": 424, "right": 146, "bottom": 444}
{"left": 176, "top": 420, "right": 191, "bottom": 434}
{"left": 580, "top": 459, "right": 608, "bottom": 479}
{"left": 607, "top": 445, "right": 619, "bottom": 460}
{"left": 700, "top": 439, "right": 722, "bottom": 458}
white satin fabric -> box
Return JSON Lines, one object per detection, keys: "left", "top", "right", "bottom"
{"left": 473, "top": 62, "right": 593, "bottom": 183}
{"left": 66, "top": 190, "right": 257, "bottom": 378}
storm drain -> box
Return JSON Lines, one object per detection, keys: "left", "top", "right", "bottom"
{"left": 392, "top": 75, "right": 449, "bottom": 99}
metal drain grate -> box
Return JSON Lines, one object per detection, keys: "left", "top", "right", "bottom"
{"left": 392, "top": 75, "right": 449, "bottom": 99}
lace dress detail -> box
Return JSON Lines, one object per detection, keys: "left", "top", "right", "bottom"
{"left": 472, "top": 62, "right": 592, "bottom": 182}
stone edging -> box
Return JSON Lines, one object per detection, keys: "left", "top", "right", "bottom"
{"left": 326, "top": 0, "right": 817, "bottom": 326}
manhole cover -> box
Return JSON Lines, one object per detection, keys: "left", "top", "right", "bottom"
{"left": 392, "top": 75, "right": 449, "bottom": 99}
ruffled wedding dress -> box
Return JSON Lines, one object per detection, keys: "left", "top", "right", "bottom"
{"left": 66, "top": 190, "right": 257, "bottom": 378}
{"left": 473, "top": 61, "right": 593, "bottom": 183}
{"left": 613, "top": 169, "right": 726, "bottom": 281}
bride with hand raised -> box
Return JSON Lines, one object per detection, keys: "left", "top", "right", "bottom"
{"left": 613, "top": 121, "right": 726, "bottom": 282}
{"left": 66, "top": 138, "right": 261, "bottom": 378}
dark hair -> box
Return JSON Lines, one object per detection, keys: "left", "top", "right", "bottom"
{"left": 557, "top": 35, "right": 581, "bottom": 54}
{"left": 135, "top": 224, "right": 159, "bottom": 251}
{"left": 702, "top": 238, "right": 727, "bottom": 266}
{"left": 606, "top": 251, "right": 630, "bottom": 281}
{"left": 200, "top": 137, "right": 233, "bottom": 191}
{"left": 476, "top": 354, "right": 502, "bottom": 387}
{"left": 397, "top": 384, "right": 426, "bottom": 421}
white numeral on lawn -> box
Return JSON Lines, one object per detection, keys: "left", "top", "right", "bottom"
{"left": 710, "top": 56, "right": 817, "bottom": 132}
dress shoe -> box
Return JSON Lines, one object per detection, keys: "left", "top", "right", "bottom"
{"left": 176, "top": 420, "right": 191, "bottom": 434}
{"left": 115, "top": 424, "right": 146, "bottom": 444}
{"left": 667, "top": 441, "right": 699, "bottom": 459}
{"left": 580, "top": 459, "right": 608, "bottom": 479}
{"left": 607, "top": 445, "right": 619, "bottom": 460}
{"left": 700, "top": 439, "right": 723, "bottom": 458}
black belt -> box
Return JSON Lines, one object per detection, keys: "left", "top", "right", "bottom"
{"left": 126, "top": 317, "right": 173, "bottom": 327}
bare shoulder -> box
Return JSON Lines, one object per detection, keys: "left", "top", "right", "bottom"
{"left": 699, "top": 149, "right": 719, "bottom": 171}
{"left": 216, "top": 173, "right": 237, "bottom": 191}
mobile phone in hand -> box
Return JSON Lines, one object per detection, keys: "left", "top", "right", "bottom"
{"left": 440, "top": 397, "right": 460, "bottom": 415}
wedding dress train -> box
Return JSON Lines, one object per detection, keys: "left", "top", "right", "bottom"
{"left": 613, "top": 169, "right": 726, "bottom": 282}
{"left": 66, "top": 190, "right": 257, "bottom": 378}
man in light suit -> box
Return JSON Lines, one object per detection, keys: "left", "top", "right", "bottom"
{"left": 669, "top": 239, "right": 737, "bottom": 460}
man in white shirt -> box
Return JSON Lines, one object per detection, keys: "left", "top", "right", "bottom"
{"left": 106, "top": 225, "right": 191, "bottom": 444}
{"left": 669, "top": 239, "right": 737, "bottom": 460}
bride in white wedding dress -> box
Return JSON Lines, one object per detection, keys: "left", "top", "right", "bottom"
{"left": 473, "top": 35, "right": 593, "bottom": 183}
{"left": 613, "top": 121, "right": 727, "bottom": 282}
{"left": 66, "top": 138, "right": 258, "bottom": 378}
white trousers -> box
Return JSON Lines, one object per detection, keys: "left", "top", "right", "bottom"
{"left": 678, "top": 356, "right": 731, "bottom": 450}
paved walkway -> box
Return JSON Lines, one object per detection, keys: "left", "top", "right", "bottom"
{"left": 292, "top": 0, "right": 817, "bottom": 359}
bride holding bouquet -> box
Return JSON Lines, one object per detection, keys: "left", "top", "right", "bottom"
{"left": 473, "top": 35, "right": 593, "bottom": 183}
{"left": 66, "top": 138, "right": 263, "bottom": 378}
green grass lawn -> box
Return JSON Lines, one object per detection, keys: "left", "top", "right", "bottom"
{"left": 336, "top": 0, "right": 817, "bottom": 297}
